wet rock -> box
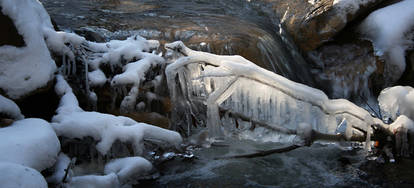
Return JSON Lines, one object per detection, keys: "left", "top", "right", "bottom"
{"left": 0, "top": 7, "right": 25, "bottom": 47}
{"left": 398, "top": 50, "right": 414, "bottom": 87}
{"left": 309, "top": 39, "right": 378, "bottom": 99}
{"left": 261, "top": 0, "right": 385, "bottom": 51}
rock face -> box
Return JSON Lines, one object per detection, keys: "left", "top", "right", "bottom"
{"left": 261, "top": 0, "right": 384, "bottom": 52}
{"left": 308, "top": 39, "right": 377, "bottom": 100}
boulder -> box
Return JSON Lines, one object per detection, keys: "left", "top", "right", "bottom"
{"left": 261, "top": 0, "right": 385, "bottom": 51}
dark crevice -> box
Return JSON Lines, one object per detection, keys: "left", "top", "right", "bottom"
{"left": 0, "top": 6, "right": 25, "bottom": 47}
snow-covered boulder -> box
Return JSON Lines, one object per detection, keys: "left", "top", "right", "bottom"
{"left": 104, "top": 157, "right": 153, "bottom": 184}
{"left": 0, "top": 0, "right": 57, "bottom": 99}
{"left": 0, "top": 162, "right": 48, "bottom": 188}
{"left": 0, "top": 118, "right": 60, "bottom": 171}
{"left": 378, "top": 86, "right": 414, "bottom": 121}
{"left": 359, "top": 0, "right": 414, "bottom": 83}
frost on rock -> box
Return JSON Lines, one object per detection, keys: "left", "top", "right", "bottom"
{"left": 52, "top": 75, "right": 182, "bottom": 156}
{"left": 0, "top": 118, "right": 60, "bottom": 171}
{"left": 378, "top": 86, "right": 414, "bottom": 121}
{"left": 0, "top": 162, "right": 48, "bottom": 188}
{"left": 0, "top": 94, "right": 24, "bottom": 120}
{"left": 0, "top": 0, "right": 56, "bottom": 99}
{"left": 165, "top": 41, "right": 377, "bottom": 143}
{"left": 359, "top": 0, "right": 414, "bottom": 83}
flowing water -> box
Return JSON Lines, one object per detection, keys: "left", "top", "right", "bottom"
{"left": 38, "top": 0, "right": 401, "bottom": 187}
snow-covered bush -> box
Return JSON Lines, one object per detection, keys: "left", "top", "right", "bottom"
{"left": 378, "top": 86, "right": 414, "bottom": 121}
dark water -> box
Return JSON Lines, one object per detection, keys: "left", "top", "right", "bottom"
{"left": 40, "top": 0, "right": 314, "bottom": 86}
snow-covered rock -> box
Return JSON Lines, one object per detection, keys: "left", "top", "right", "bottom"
{"left": 0, "top": 118, "right": 60, "bottom": 171}
{"left": 378, "top": 86, "right": 414, "bottom": 121}
{"left": 0, "top": 0, "right": 56, "bottom": 99}
{"left": 0, "top": 94, "right": 24, "bottom": 120}
{"left": 359, "top": 0, "right": 414, "bottom": 83}
{"left": 0, "top": 162, "right": 48, "bottom": 188}
{"left": 67, "top": 173, "right": 120, "bottom": 188}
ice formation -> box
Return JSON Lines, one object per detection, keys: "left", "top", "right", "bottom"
{"left": 378, "top": 86, "right": 414, "bottom": 121}
{"left": 165, "top": 41, "right": 377, "bottom": 143}
{"left": 0, "top": 118, "right": 60, "bottom": 171}
{"left": 359, "top": 0, "right": 414, "bottom": 83}
{"left": 0, "top": 94, "right": 24, "bottom": 120}
{"left": 0, "top": 0, "right": 56, "bottom": 99}
{"left": 52, "top": 75, "right": 182, "bottom": 156}
{"left": 0, "top": 162, "right": 48, "bottom": 188}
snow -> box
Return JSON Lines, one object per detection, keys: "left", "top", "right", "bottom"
{"left": 52, "top": 74, "right": 182, "bottom": 156}
{"left": 88, "top": 69, "right": 107, "bottom": 87}
{"left": 0, "top": 118, "right": 60, "bottom": 171}
{"left": 0, "top": 0, "right": 56, "bottom": 99}
{"left": 378, "top": 86, "right": 414, "bottom": 121}
{"left": 46, "top": 153, "right": 72, "bottom": 184}
{"left": 165, "top": 41, "right": 376, "bottom": 142}
{"left": 0, "top": 94, "right": 24, "bottom": 120}
{"left": 67, "top": 173, "right": 120, "bottom": 188}
{"left": 104, "top": 157, "right": 153, "bottom": 184}
{"left": 0, "top": 162, "right": 48, "bottom": 188}
{"left": 359, "top": 0, "right": 414, "bottom": 82}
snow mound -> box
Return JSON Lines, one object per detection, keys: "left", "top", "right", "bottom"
{"left": 104, "top": 157, "right": 153, "bottom": 184}
{"left": 0, "top": 118, "right": 60, "bottom": 171}
{"left": 52, "top": 75, "right": 182, "bottom": 156}
{"left": 46, "top": 153, "right": 72, "bottom": 184}
{"left": 0, "top": 0, "right": 56, "bottom": 99}
{"left": 378, "top": 86, "right": 414, "bottom": 121}
{"left": 359, "top": 0, "right": 414, "bottom": 83}
{"left": 0, "top": 162, "right": 48, "bottom": 188}
{"left": 0, "top": 94, "right": 24, "bottom": 120}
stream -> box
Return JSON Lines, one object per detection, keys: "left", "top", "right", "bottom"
{"left": 38, "top": 0, "right": 413, "bottom": 187}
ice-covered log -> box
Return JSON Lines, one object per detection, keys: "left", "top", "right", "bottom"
{"left": 165, "top": 41, "right": 378, "bottom": 143}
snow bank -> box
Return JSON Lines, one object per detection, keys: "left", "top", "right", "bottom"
{"left": 166, "top": 41, "right": 376, "bottom": 142}
{"left": 359, "top": 0, "right": 414, "bottom": 82}
{"left": 67, "top": 173, "right": 119, "bottom": 188}
{"left": 104, "top": 157, "right": 153, "bottom": 184}
{"left": 0, "top": 162, "right": 48, "bottom": 188}
{"left": 0, "top": 118, "right": 60, "bottom": 171}
{"left": 0, "top": 94, "right": 24, "bottom": 120}
{"left": 378, "top": 86, "right": 414, "bottom": 121}
{"left": 52, "top": 75, "right": 182, "bottom": 155}
{"left": 0, "top": 0, "right": 56, "bottom": 99}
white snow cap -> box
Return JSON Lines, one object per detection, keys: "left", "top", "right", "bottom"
{"left": 0, "top": 0, "right": 56, "bottom": 99}
{"left": 0, "top": 118, "right": 60, "bottom": 171}
{"left": 0, "top": 162, "right": 48, "bottom": 188}
{"left": 359, "top": 0, "right": 414, "bottom": 82}
{"left": 0, "top": 94, "right": 24, "bottom": 120}
{"left": 378, "top": 86, "right": 414, "bottom": 121}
